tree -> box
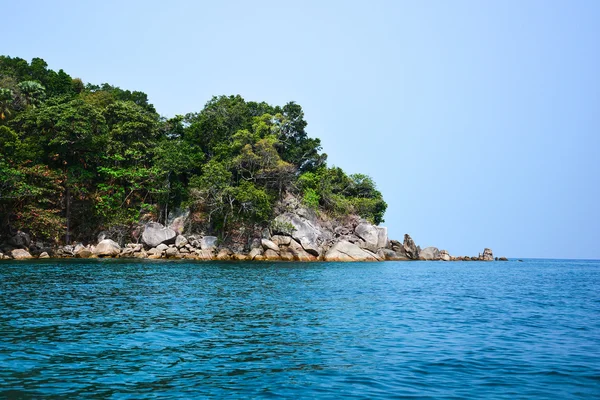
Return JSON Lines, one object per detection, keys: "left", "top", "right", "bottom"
{"left": 17, "top": 81, "right": 45, "bottom": 108}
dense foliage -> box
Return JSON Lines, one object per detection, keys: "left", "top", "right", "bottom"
{"left": 0, "top": 56, "right": 387, "bottom": 244}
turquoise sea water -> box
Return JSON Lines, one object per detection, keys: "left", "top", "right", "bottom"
{"left": 0, "top": 259, "right": 598, "bottom": 398}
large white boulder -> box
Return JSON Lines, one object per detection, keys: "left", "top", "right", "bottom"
{"left": 419, "top": 247, "right": 440, "bottom": 261}
{"left": 324, "top": 240, "right": 380, "bottom": 262}
{"left": 142, "top": 222, "right": 177, "bottom": 248}
{"left": 355, "top": 223, "right": 388, "bottom": 252}
{"left": 274, "top": 213, "right": 321, "bottom": 256}
{"left": 93, "top": 239, "right": 121, "bottom": 257}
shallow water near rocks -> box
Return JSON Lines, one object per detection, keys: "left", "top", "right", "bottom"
{"left": 1, "top": 259, "right": 599, "bottom": 398}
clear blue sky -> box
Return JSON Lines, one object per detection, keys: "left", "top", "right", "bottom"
{"left": 3, "top": 0, "right": 599, "bottom": 259}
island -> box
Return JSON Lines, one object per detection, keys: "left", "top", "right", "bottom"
{"left": 0, "top": 56, "right": 504, "bottom": 262}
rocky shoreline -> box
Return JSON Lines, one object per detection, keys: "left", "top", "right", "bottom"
{"left": 1, "top": 226, "right": 508, "bottom": 263}
{"left": 1, "top": 195, "right": 508, "bottom": 262}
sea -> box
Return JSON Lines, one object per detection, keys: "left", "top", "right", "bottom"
{"left": 0, "top": 259, "right": 598, "bottom": 399}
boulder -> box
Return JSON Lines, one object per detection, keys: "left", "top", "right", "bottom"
{"left": 147, "top": 247, "right": 163, "bottom": 256}
{"left": 156, "top": 243, "right": 169, "bottom": 251}
{"left": 377, "top": 248, "right": 410, "bottom": 261}
{"left": 93, "top": 239, "right": 121, "bottom": 257}
{"left": 264, "top": 249, "right": 280, "bottom": 260}
{"left": 76, "top": 249, "right": 93, "bottom": 258}
{"left": 248, "top": 247, "right": 263, "bottom": 260}
{"left": 134, "top": 250, "right": 148, "bottom": 259}
{"left": 120, "top": 248, "right": 136, "bottom": 258}
{"left": 175, "top": 235, "right": 188, "bottom": 248}
{"left": 440, "top": 250, "right": 451, "bottom": 261}
{"left": 274, "top": 213, "right": 322, "bottom": 256}
{"left": 232, "top": 252, "right": 248, "bottom": 261}
{"left": 499, "top": 257, "right": 508, "bottom": 261}
{"left": 482, "top": 248, "right": 494, "bottom": 261}
{"left": 8, "top": 231, "right": 31, "bottom": 249}
{"left": 39, "top": 252, "right": 50, "bottom": 259}
{"left": 419, "top": 247, "right": 440, "bottom": 261}
{"left": 324, "top": 240, "right": 380, "bottom": 262}
{"left": 355, "top": 223, "right": 388, "bottom": 252}
{"left": 165, "top": 247, "right": 179, "bottom": 258}
{"left": 169, "top": 216, "right": 186, "bottom": 235}
{"left": 127, "top": 243, "right": 143, "bottom": 252}
{"left": 141, "top": 222, "right": 177, "bottom": 248}
{"left": 11, "top": 249, "right": 33, "bottom": 260}
{"left": 261, "top": 239, "right": 279, "bottom": 252}
{"left": 354, "top": 223, "right": 380, "bottom": 252}
{"left": 271, "top": 235, "right": 291, "bottom": 246}
{"left": 215, "top": 248, "right": 232, "bottom": 260}
{"left": 403, "top": 234, "right": 419, "bottom": 260}
{"left": 200, "top": 236, "right": 218, "bottom": 251}
{"left": 287, "top": 238, "right": 318, "bottom": 261}
{"left": 196, "top": 250, "right": 215, "bottom": 260}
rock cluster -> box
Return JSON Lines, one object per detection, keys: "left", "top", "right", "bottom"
{"left": 0, "top": 206, "right": 508, "bottom": 262}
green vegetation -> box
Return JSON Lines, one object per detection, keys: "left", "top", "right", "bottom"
{"left": 0, "top": 56, "right": 387, "bottom": 244}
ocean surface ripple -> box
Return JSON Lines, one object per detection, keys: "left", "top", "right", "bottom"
{"left": 1, "top": 259, "right": 599, "bottom": 398}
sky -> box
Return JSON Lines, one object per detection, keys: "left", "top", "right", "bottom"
{"left": 2, "top": 0, "right": 599, "bottom": 259}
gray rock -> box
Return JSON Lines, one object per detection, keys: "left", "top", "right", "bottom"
{"left": 156, "top": 243, "right": 169, "bottom": 251}
{"left": 355, "top": 223, "right": 379, "bottom": 252}
{"left": 482, "top": 248, "right": 494, "bottom": 261}
{"left": 200, "top": 236, "right": 218, "bottom": 251}
{"left": 440, "top": 250, "right": 451, "bottom": 261}
{"left": 76, "top": 249, "right": 93, "bottom": 258}
{"left": 165, "top": 247, "right": 179, "bottom": 258}
{"left": 175, "top": 235, "right": 188, "bottom": 248}
{"left": 147, "top": 247, "right": 163, "bottom": 256}
{"left": 120, "top": 248, "right": 136, "bottom": 258}
{"left": 377, "top": 248, "right": 410, "bottom": 261}
{"left": 248, "top": 247, "right": 263, "bottom": 260}
{"left": 261, "top": 238, "right": 279, "bottom": 252}
{"left": 39, "top": 252, "right": 50, "bottom": 259}
{"left": 264, "top": 249, "right": 280, "bottom": 260}
{"left": 271, "top": 235, "right": 291, "bottom": 246}
{"left": 93, "top": 239, "right": 121, "bottom": 257}
{"left": 141, "top": 222, "right": 177, "bottom": 248}
{"left": 324, "top": 240, "right": 380, "bottom": 262}
{"left": 8, "top": 231, "right": 31, "bottom": 249}
{"left": 403, "top": 234, "right": 419, "bottom": 260}
{"left": 11, "top": 249, "right": 33, "bottom": 260}
{"left": 215, "top": 248, "right": 232, "bottom": 260}
{"left": 274, "top": 213, "right": 321, "bottom": 256}
{"left": 419, "top": 247, "right": 440, "bottom": 260}
{"left": 287, "top": 239, "right": 317, "bottom": 261}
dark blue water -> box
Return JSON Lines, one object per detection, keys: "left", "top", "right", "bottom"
{"left": 0, "top": 259, "right": 599, "bottom": 398}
